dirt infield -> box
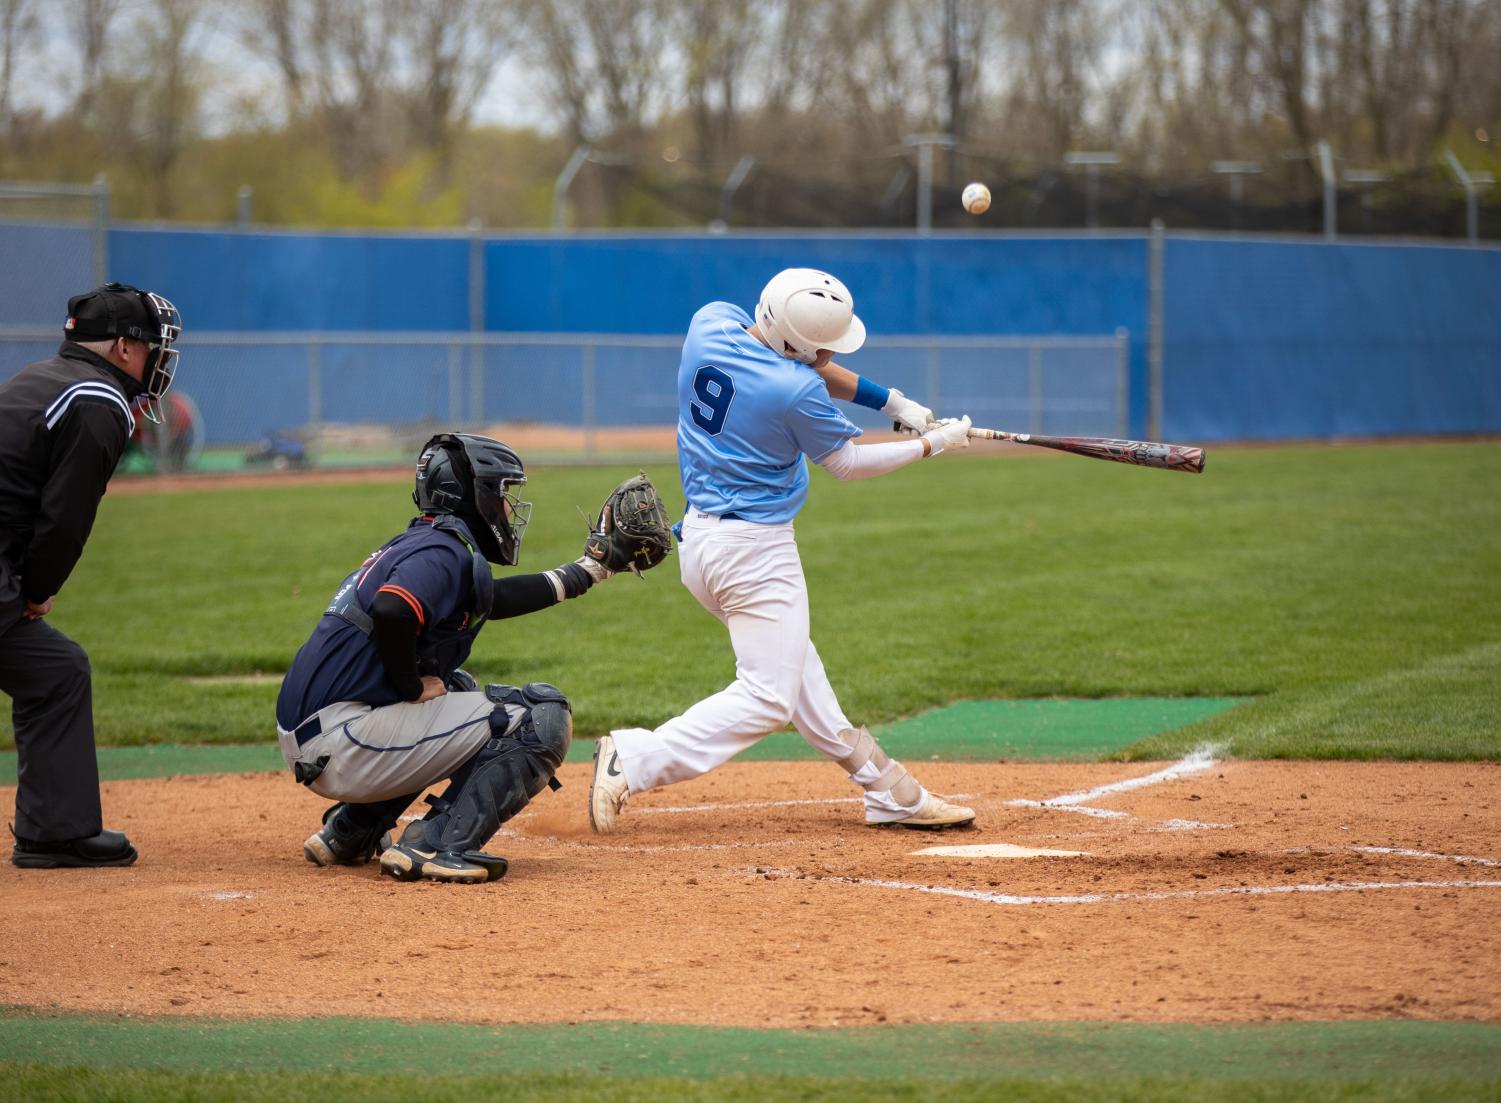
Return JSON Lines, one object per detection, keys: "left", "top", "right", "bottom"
{"left": 3, "top": 758, "right": 1499, "bottom": 1028}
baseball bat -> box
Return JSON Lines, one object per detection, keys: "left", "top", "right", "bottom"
{"left": 965, "top": 427, "right": 1206, "bottom": 473}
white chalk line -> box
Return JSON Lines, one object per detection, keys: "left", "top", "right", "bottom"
{"left": 1006, "top": 745, "right": 1222, "bottom": 821}
{"left": 753, "top": 867, "right": 1501, "bottom": 907}
{"left": 1007, "top": 799, "right": 1127, "bottom": 819}
{"left": 1334, "top": 845, "right": 1501, "bottom": 868}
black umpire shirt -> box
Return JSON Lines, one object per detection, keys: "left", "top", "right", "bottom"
{"left": 0, "top": 341, "right": 143, "bottom": 606}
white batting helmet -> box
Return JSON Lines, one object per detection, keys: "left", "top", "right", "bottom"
{"left": 754, "top": 268, "right": 866, "bottom": 364}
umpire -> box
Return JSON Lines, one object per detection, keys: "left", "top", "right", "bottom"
{"left": 0, "top": 282, "right": 183, "bottom": 868}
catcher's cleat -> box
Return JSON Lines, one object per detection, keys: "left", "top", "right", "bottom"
{"left": 876, "top": 793, "right": 976, "bottom": 831}
{"left": 11, "top": 827, "right": 137, "bottom": 869}
{"left": 588, "top": 734, "right": 629, "bottom": 834}
{"left": 303, "top": 803, "right": 390, "bottom": 866}
{"left": 378, "top": 822, "right": 506, "bottom": 884}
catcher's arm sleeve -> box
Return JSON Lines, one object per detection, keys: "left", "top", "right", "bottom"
{"left": 369, "top": 590, "right": 424, "bottom": 700}
{"left": 489, "top": 562, "right": 597, "bottom": 621}
{"left": 817, "top": 437, "right": 928, "bottom": 481}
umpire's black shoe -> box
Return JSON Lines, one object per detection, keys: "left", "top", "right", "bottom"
{"left": 11, "top": 828, "right": 138, "bottom": 869}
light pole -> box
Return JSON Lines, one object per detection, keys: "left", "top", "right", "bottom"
{"left": 1063, "top": 151, "right": 1120, "bottom": 229}
{"left": 1210, "top": 161, "right": 1262, "bottom": 229}
{"left": 904, "top": 133, "right": 956, "bottom": 234}
{"left": 1315, "top": 140, "right": 1338, "bottom": 241}
{"left": 1442, "top": 150, "right": 1496, "bottom": 245}
{"left": 551, "top": 147, "right": 633, "bottom": 230}
{"left": 718, "top": 155, "right": 756, "bottom": 229}
{"left": 1342, "top": 169, "right": 1389, "bottom": 232}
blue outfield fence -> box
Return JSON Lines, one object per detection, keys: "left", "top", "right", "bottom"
{"left": 2, "top": 219, "right": 1498, "bottom": 445}
{"left": 1162, "top": 236, "right": 1501, "bottom": 440}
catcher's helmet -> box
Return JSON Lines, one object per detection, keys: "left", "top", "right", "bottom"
{"left": 754, "top": 268, "right": 865, "bottom": 364}
{"left": 414, "top": 433, "right": 530, "bottom": 565}
{"left": 65, "top": 282, "right": 183, "bottom": 424}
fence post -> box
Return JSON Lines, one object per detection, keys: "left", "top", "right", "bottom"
{"left": 92, "top": 174, "right": 109, "bottom": 285}
{"left": 926, "top": 345, "right": 941, "bottom": 423}
{"left": 1148, "top": 219, "right": 1165, "bottom": 441}
{"left": 581, "top": 343, "right": 597, "bottom": 459}
{"left": 448, "top": 341, "right": 463, "bottom": 426}
{"left": 1028, "top": 344, "right": 1042, "bottom": 434}
{"left": 307, "top": 340, "right": 322, "bottom": 429}
{"left": 1115, "top": 327, "right": 1129, "bottom": 439}
{"left": 468, "top": 221, "right": 485, "bottom": 428}
{"left": 468, "top": 334, "right": 485, "bottom": 425}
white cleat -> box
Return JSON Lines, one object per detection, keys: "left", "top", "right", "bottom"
{"left": 588, "top": 734, "right": 629, "bottom": 834}
{"left": 879, "top": 793, "right": 976, "bottom": 831}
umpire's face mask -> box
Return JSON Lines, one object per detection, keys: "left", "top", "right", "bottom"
{"left": 135, "top": 291, "right": 183, "bottom": 425}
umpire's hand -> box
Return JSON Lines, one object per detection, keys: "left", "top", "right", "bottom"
{"left": 23, "top": 596, "right": 54, "bottom": 620}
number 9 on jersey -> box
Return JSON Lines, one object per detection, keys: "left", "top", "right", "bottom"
{"left": 690, "top": 365, "right": 735, "bottom": 436}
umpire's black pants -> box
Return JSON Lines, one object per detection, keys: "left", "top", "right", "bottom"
{"left": 0, "top": 593, "right": 103, "bottom": 842}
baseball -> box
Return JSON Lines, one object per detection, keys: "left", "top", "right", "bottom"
{"left": 962, "top": 182, "right": 991, "bottom": 215}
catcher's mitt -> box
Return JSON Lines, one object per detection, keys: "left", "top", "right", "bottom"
{"left": 583, "top": 473, "right": 673, "bottom": 575}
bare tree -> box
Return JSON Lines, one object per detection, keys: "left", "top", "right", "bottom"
{"left": 528, "top": 0, "right": 673, "bottom": 146}
{"left": 71, "top": 0, "right": 123, "bottom": 125}
{"left": 242, "top": 0, "right": 513, "bottom": 181}
{"left": 0, "top": 0, "right": 37, "bottom": 139}
{"left": 670, "top": 0, "right": 757, "bottom": 164}
{"left": 1000, "top": 0, "right": 1109, "bottom": 158}
{"left": 132, "top": 0, "right": 205, "bottom": 216}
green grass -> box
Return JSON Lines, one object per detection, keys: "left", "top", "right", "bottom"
{"left": 4, "top": 1065, "right": 1497, "bottom": 1103}
{"left": 2, "top": 441, "right": 1498, "bottom": 759}
{"left": 1, "top": 1013, "right": 1498, "bottom": 1101}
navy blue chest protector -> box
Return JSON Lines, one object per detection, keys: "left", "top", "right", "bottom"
{"left": 324, "top": 517, "right": 495, "bottom": 678}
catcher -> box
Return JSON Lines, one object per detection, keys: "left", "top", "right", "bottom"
{"left": 275, "top": 433, "right": 670, "bottom": 884}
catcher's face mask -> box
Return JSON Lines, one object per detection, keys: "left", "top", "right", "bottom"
{"left": 414, "top": 433, "right": 530, "bottom": 566}
{"left": 472, "top": 472, "right": 531, "bottom": 566}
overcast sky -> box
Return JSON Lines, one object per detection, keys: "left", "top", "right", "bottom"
{"left": 11, "top": 8, "right": 560, "bottom": 136}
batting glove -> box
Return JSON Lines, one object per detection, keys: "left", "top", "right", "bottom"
{"left": 922, "top": 415, "right": 972, "bottom": 455}
{"left": 883, "top": 388, "right": 934, "bottom": 435}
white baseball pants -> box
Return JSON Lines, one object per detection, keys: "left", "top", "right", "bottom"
{"left": 611, "top": 508, "right": 925, "bottom": 820}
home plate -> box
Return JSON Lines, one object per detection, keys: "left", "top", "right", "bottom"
{"left": 911, "top": 843, "right": 1089, "bottom": 859}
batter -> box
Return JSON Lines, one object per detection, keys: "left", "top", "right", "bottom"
{"left": 590, "top": 268, "right": 976, "bottom": 832}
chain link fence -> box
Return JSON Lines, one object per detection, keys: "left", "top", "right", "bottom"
{"left": 0, "top": 329, "right": 1129, "bottom": 473}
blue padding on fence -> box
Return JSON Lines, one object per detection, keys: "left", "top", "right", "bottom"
{"left": 482, "top": 235, "right": 1147, "bottom": 337}
{"left": 1163, "top": 237, "right": 1501, "bottom": 440}
{"left": 108, "top": 227, "right": 471, "bottom": 332}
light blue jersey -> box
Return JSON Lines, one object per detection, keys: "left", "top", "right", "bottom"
{"left": 676, "top": 302, "right": 861, "bottom": 523}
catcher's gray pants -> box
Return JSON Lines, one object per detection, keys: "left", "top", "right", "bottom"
{"left": 0, "top": 591, "right": 104, "bottom": 842}
{"left": 278, "top": 691, "right": 527, "bottom": 804}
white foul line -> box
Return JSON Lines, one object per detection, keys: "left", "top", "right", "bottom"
{"left": 1007, "top": 745, "right": 1221, "bottom": 820}
{"left": 1350, "top": 846, "right": 1501, "bottom": 868}
{"left": 759, "top": 868, "right": 1501, "bottom": 907}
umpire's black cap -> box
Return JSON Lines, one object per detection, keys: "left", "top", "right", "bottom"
{"left": 64, "top": 282, "right": 157, "bottom": 342}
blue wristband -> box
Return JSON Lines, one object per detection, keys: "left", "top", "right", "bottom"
{"left": 852, "top": 376, "right": 891, "bottom": 412}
